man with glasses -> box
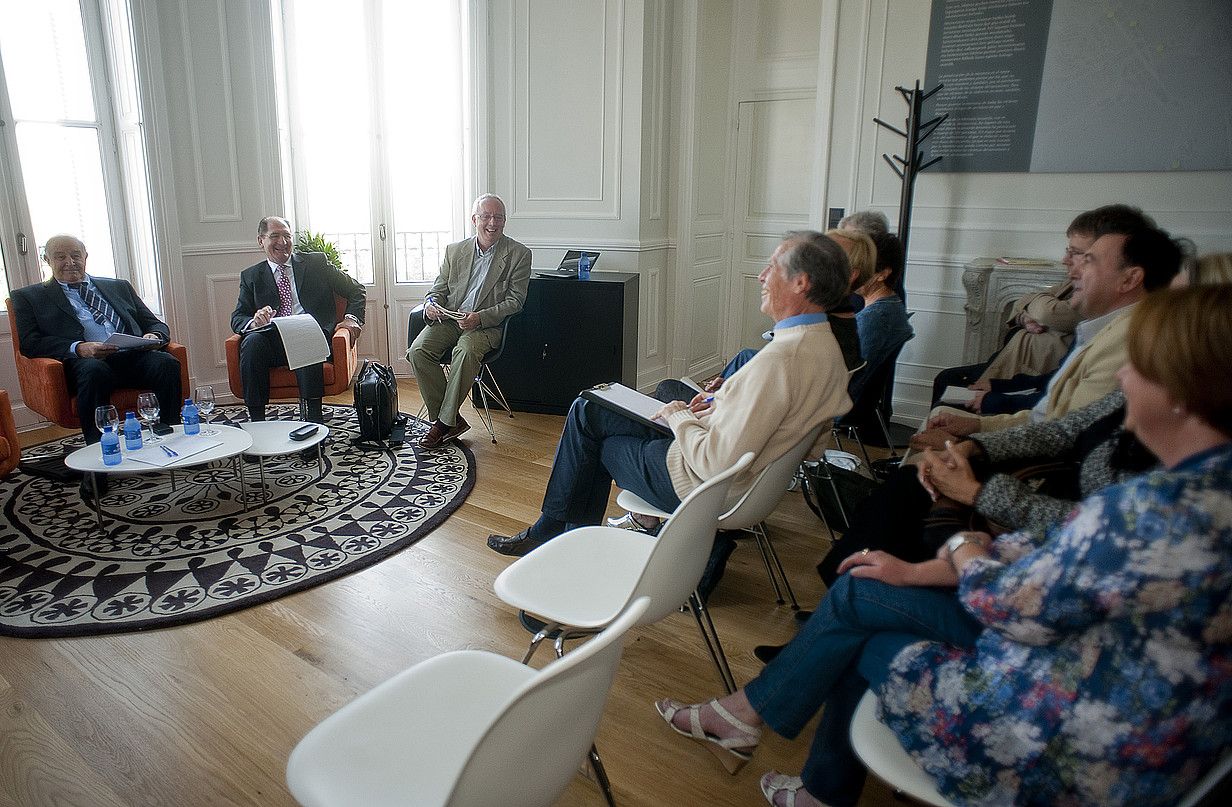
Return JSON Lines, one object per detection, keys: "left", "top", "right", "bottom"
{"left": 231, "top": 216, "right": 365, "bottom": 423}
{"left": 914, "top": 205, "right": 1183, "bottom": 450}
{"left": 409, "top": 194, "right": 531, "bottom": 448}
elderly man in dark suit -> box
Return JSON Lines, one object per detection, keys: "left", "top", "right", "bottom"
{"left": 409, "top": 194, "right": 532, "bottom": 448}
{"left": 231, "top": 216, "right": 366, "bottom": 423}
{"left": 10, "top": 234, "right": 182, "bottom": 446}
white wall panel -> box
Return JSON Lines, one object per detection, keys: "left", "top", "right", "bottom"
{"left": 178, "top": 0, "right": 242, "bottom": 223}
{"left": 513, "top": 0, "right": 624, "bottom": 218}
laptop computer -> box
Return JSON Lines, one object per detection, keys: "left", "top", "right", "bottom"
{"left": 533, "top": 250, "right": 601, "bottom": 278}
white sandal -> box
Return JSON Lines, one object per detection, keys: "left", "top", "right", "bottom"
{"left": 760, "top": 771, "right": 808, "bottom": 807}
{"left": 654, "top": 698, "right": 761, "bottom": 773}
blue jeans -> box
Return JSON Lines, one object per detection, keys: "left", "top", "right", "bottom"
{"left": 721, "top": 348, "right": 759, "bottom": 379}
{"left": 745, "top": 575, "right": 982, "bottom": 806}
{"left": 540, "top": 398, "right": 681, "bottom": 532}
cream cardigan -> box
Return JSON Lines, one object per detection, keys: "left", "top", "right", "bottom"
{"left": 664, "top": 320, "right": 851, "bottom": 499}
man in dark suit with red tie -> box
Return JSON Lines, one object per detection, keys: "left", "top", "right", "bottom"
{"left": 230, "top": 216, "right": 366, "bottom": 422}
{"left": 10, "top": 234, "right": 182, "bottom": 446}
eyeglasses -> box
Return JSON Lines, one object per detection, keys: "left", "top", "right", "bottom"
{"left": 476, "top": 214, "right": 506, "bottom": 223}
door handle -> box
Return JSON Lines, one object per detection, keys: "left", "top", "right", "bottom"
{"left": 379, "top": 224, "right": 386, "bottom": 240}
{"left": 17, "top": 232, "right": 28, "bottom": 255}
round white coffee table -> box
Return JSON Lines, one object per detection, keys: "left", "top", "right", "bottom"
{"left": 65, "top": 424, "right": 253, "bottom": 530}
{"left": 240, "top": 421, "right": 330, "bottom": 501}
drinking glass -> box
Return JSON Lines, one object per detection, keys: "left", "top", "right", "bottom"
{"left": 137, "top": 392, "right": 160, "bottom": 443}
{"left": 94, "top": 404, "right": 119, "bottom": 441}
{"left": 196, "top": 385, "right": 217, "bottom": 435}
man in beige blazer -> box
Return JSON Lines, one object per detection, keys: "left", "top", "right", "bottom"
{"left": 913, "top": 213, "right": 1184, "bottom": 450}
{"left": 409, "top": 194, "right": 532, "bottom": 447}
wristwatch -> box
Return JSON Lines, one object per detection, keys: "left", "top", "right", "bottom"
{"left": 945, "top": 533, "right": 985, "bottom": 556}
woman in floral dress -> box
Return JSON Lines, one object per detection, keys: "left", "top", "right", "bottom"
{"left": 655, "top": 284, "right": 1232, "bottom": 806}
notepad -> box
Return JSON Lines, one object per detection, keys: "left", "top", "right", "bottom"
{"left": 580, "top": 383, "right": 672, "bottom": 435}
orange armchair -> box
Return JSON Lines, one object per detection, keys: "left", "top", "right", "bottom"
{"left": 224, "top": 294, "right": 360, "bottom": 401}
{"left": 5, "top": 298, "right": 191, "bottom": 430}
{"left": 0, "top": 389, "right": 19, "bottom": 479}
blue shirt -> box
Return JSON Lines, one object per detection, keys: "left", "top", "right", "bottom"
{"left": 774, "top": 312, "right": 828, "bottom": 331}
{"left": 59, "top": 275, "right": 117, "bottom": 358}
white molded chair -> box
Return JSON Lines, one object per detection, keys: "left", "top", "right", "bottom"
{"left": 616, "top": 425, "right": 824, "bottom": 610}
{"left": 494, "top": 452, "right": 755, "bottom": 695}
{"left": 286, "top": 597, "right": 650, "bottom": 807}
{"left": 852, "top": 689, "right": 1232, "bottom": 807}
{"left": 850, "top": 690, "right": 954, "bottom": 807}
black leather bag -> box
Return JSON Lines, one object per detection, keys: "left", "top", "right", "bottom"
{"left": 353, "top": 360, "right": 402, "bottom": 447}
{"left": 799, "top": 458, "right": 880, "bottom": 531}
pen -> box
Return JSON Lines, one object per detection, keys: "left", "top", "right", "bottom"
{"left": 703, "top": 396, "right": 714, "bottom": 403}
{"left": 161, "top": 445, "right": 178, "bottom": 458}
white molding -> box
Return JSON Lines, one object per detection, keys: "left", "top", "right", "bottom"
{"left": 205, "top": 273, "right": 242, "bottom": 369}
{"left": 647, "top": 0, "right": 669, "bottom": 222}
{"left": 181, "top": 242, "right": 260, "bottom": 257}
{"left": 180, "top": 0, "right": 242, "bottom": 223}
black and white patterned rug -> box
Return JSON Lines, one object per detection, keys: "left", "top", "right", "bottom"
{"left": 0, "top": 404, "right": 474, "bottom": 638}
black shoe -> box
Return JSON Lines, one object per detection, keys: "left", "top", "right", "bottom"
{"left": 753, "top": 643, "right": 785, "bottom": 664}
{"left": 79, "top": 473, "right": 110, "bottom": 501}
{"left": 487, "top": 528, "right": 550, "bottom": 557}
{"left": 794, "top": 609, "right": 813, "bottom": 623}
{"left": 301, "top": 398, "right": 324, "bottom": 424}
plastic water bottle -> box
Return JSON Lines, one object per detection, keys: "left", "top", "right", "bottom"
{"left": 101, "top": 425, "right": 121, "bottom": 466}
{"left": 123, "top": 411, "right": 143, "bottom": 451}
{"left": 577, "top": 253, "right": 591, "bottom": 280}
{"left": 182, "top": 398, "right": 200, "bottom": 435}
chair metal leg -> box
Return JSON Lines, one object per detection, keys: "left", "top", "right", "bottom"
{"left": 747, "top": 526, "right": 786, "bottom": 605}
{"left": 472, "top": 376, "right": 498, "bottom": 443}
{"left": 755, "top": 522, "right": 800, "bottom": 610}
{"left": 687, "top": 591, "right": 736, "bottom": 694}
{"left": 589, "top": 745, "right": 618, "bottom": 807}
{"left": 875, "top": 408, "right": 899, "bottom": 458}
{"left": 479, "top": 364, "right": 514, "bottom": 418}
{"left": 521, "top": 621, "right": 563, "bottom": 665}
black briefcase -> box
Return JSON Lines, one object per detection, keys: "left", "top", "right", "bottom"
{"left": 353, "top": 360, "right": 404, "bottom": 447}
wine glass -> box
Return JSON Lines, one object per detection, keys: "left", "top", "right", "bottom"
{"left": 137, "top": 392, "right": 160, "bottom": 443}
{"left": 196, "top": 385, "right": 217, "bottom": 435}
{"left": 94, "top": 404, "right": 119, "bottom": 444}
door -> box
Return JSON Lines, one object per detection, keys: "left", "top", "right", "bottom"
{"left": 277, "top": 0, "right": 466, "bottom": 376}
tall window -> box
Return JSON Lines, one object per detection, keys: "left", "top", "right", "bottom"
{"left": 0, "top": 0, "right": 158, "bottom": 309}
{"left": 276, "top": 0, "right": 466, "bottom": 286}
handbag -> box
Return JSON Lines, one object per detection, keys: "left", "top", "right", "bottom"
{"left": 352, "top": 360, "right": 404, "bottom": 448}
{"left": 799, "top": 457, "right": 880, "bottom": 531}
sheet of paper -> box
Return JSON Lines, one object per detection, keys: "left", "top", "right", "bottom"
{"left": 271, "top": 314, "right": 330, "bottom": 371}
{"left": 123, "top": 433, "right": 225, "bottom": 467}
{"left": 939, "top": 385, "right": 978, "bottom": 406}
{"left": 105, "top": 332, "right": 162, "bottom": 350}
{"left": 679, "top": 376, "right": 705, "bottom": 394}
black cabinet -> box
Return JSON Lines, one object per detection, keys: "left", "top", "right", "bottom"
{"left": 489, "top": 272, "right": 639, "bottom": 414}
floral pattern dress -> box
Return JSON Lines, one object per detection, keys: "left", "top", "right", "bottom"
{"left": 879, "top": 443, "right": 1232, "bottom": 805}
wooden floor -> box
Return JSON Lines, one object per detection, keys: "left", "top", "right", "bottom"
{"left": 1, "top": 382, "right": 903, "bottom": 807}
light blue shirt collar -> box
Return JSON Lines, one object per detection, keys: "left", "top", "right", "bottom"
{"left": 774, "top": 312, "right": 828, "bottom": 331}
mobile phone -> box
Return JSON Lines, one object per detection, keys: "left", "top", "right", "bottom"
{"left": 289, "top": 424, "right": 319, "bottom": 441}
{"left": 152, "top": 422, "right": 174, "bottom": 436}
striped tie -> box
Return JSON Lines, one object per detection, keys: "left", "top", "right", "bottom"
{"left": 69, "top": 282, "right": 123, "bottom": 332}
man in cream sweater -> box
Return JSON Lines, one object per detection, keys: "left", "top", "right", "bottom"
{"left": 488, "top": 231, "right": 853, "bottom": 557}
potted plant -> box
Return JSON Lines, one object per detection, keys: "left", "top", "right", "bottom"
{"left": 294, "top": 230, "right": 344, "bottom": 270}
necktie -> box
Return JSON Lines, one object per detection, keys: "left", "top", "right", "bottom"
{"left": 68, "top": 282, "right": 123, "bottom": 332}
{"left": 275, "top": 264, "right": 294, "bottom": 317}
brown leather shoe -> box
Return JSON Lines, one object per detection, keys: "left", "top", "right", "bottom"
{"left": 418, "top": 420, "right": 451, "bottom": 449}
{"left": 444, "top": 415, "right": 470, "bottom": 442}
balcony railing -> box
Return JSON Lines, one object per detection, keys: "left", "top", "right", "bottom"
{"left": 322, "top": 230, "right": 450, "bottom": 285}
